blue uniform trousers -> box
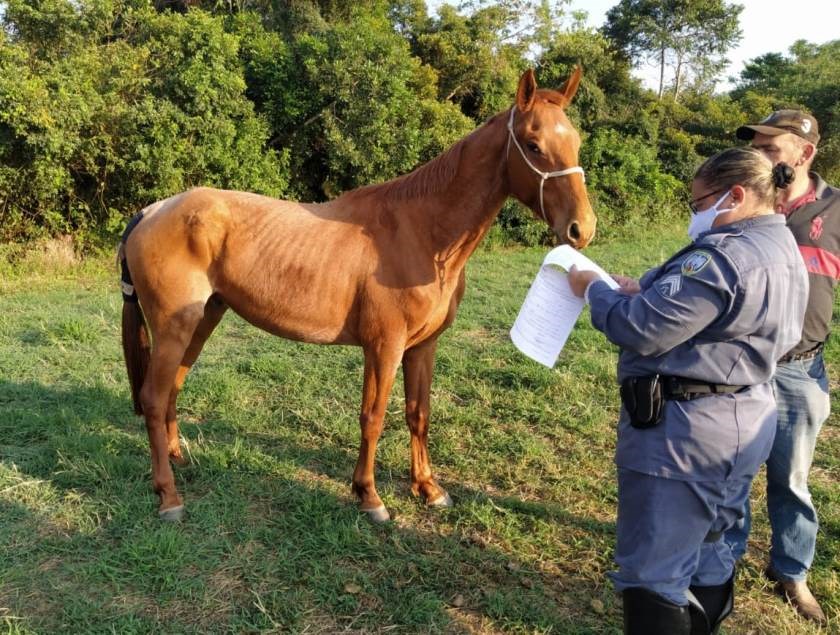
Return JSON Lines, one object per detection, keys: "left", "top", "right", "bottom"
{"left": 610, "top": 385, "right": 778, "bottom": 606}
{"left": 611, "top": 468, "right": 754, "bottom": 606}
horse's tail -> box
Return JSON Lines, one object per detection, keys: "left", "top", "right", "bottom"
{"left": 119, "top": 212, "right": 149, "bottom": 416}
{"left": 122, "top": 296, "right": 150, "bottom": 416}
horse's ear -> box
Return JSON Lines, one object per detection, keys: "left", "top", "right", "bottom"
{"left": 516, "top": 68, "right": 538, "bottom": 112}
{"left": 557, "top": 65, "right": 582, "bottom": 105}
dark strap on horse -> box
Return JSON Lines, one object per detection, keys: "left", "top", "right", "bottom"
{"left": 121, "top": 210, "right": 145, "bottom": 244}
{"left": 120, "top": 211, "right": 145, "bottom": 303}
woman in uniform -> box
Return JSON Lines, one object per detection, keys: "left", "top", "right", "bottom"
{"left": 567, "top": 147, "right": 808, "bottom": 634}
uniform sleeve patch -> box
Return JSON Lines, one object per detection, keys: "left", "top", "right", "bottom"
{"left": 681, "top": 250, "right": 712, "bottom": 276}
{"left": 657, "top": 274, "right": 682, "bottom": 297}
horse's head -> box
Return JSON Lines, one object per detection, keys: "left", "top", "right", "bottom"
{"left": 505, "top": 67, "right": 596, "bottom": 248}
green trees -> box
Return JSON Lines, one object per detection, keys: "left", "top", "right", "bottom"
{"left": 603, "top": 0, "right": 742, "bottom": 99}
{"left": 401, "top": 0, "right": 535, "bottom": 121}
{"left": 0, "top": 0, "right": 836, "bottom": 245}
{"left": 732, "top": 40, "right": 840, "bottom": 182}
{"left": 0, "top": 1, "right": 288, "bottom": 241}
{"left": 238, "top": 6, "right": 473, "bottom": 201}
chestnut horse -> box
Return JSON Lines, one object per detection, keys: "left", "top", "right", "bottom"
{"left": 120, "top": 68, "right": 595, "bottom": 522}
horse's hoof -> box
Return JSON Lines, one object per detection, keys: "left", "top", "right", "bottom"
{"left": 363, "top": 504, "right": 391, "bottom": 523}
{"left": 170, "top": 454, "right": 189, "bottom": 467}
{"left": 428, "top": 492, "right": 453, "bottom": 508}
{"left": 158, "top": 504, "right": 185, "bottom": 522}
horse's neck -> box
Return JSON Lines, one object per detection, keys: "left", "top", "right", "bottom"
{"left": 424, "top": 116, "right": 510, "bottom": 269}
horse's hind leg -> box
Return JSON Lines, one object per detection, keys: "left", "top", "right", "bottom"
{"left": 140, "top": 303, "right": 207, "bottom": 521}
{"left": 402, "top": 337, "right": 451, "bottom": 508}
{"left": 165, "top": 296, "right": 228, "bottom": 466}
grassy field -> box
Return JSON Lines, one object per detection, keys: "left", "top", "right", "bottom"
{"left": 0, "top": 227, "right": 838, "bottom": 634}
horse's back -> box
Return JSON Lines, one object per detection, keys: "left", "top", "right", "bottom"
{"left": 125, "top": 188, "right": 376, "bottom": 343}
{"left": 124, "top": 187, "right": 460, "bottom": 347}
{"left": 127, "top": 188, "right": 329, "bottom": 268}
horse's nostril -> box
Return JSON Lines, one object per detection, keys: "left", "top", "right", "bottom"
{"left": 567, "top": 221, "right": 581, "bottom": 242}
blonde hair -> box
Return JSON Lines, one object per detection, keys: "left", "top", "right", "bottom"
{"left": 694, "top": 147, "right": 792, "bottom": 207}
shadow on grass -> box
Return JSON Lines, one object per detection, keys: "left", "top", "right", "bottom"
{"left": 0, "top": 379, "right": 622, "bottom": 634}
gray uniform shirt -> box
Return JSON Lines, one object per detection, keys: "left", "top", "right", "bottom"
{"left": 587, "top": 214, "right": 808, "bottom": 481}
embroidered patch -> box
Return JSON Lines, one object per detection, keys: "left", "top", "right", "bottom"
{"left": 657, "top": 274, "right": 682, "bottom": 297}
{"left": 802, "top": 119, "right": 812, "bottom": 134}
{"left": 810, "top": 216, "right": 823, "bottom": 241}
{"left": 681, "top": 251, "right": 712, "bottom": 276}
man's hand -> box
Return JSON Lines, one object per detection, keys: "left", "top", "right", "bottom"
{"left": 567, "top": 265, "right": 600, "bottom": 297}
{"left": 612, "top": 274, "right": 641, "bottom": 295}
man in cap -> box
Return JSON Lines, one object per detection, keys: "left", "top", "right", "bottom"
{"left": 726, "top": 110, "right": 838, "bottom": 625}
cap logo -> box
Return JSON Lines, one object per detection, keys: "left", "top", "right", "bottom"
{"left": 802, "top": 119, "right": 812, "bottom": 134}
{"left": 760, "top": 114, "right": 774, "bottom": 124}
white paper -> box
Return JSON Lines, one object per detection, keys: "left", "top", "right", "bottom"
{"left": 510, "top": 245, "right": 619, "bottom": 367}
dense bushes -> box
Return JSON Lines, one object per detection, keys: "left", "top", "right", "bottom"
{"left": 0, "top": 3, "right": 289, "bottom": 242}
{"left": 732, "top": 40, "right": 840, "bottom": 184}
{"left": 582, "top": 127, "right": 682, "bottom": 231}
{"left": 237, "top": 8, "right": 473, "bottom": 201}
{"left": 0, "top": 0, "right": 837, "bottom": 246}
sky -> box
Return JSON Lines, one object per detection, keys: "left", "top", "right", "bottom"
{"left": 425, "top": 0, "right": 840, "bottom": 91}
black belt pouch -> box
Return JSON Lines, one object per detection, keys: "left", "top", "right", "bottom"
{"left": 620, "top": 375, "right": 664, "bottom": 429}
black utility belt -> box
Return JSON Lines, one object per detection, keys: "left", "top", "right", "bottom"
{"left": 620, "top": 375, "right": 747, "bottom": 429}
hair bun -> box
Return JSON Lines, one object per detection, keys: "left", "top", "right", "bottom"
{"left": 772, "top": 162, "right": 795, "bottom": 189}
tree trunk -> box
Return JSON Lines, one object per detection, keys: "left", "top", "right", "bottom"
{"left": 658, "top": 47, "right": 665, "bottom": 99}
{"left": 673, "top": 54, "right": 684, "bottom": 99}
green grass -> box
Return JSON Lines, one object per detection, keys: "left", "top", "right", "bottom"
{"left": 0, "top": 227, "right": 838, "bottom": 634}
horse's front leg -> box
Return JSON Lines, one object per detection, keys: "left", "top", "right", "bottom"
{"left": 352, "top": 341, "right": 403, "bottom": 522}
{"left": 402, "top": 338, "right": 451, "bottom": 508}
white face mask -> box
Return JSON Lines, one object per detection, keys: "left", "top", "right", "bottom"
{"left": 687, "top": 191, "right": 735, "bottom": 241}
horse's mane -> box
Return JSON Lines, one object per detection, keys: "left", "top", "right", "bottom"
{"left": 337, "top": 94, "right": 567, "bottom": 205}
{"left": 341, "top": 113, "right": 504, "bottom": 203}
{"left": 341, "top": 139, "right": 467, "bottom": 203}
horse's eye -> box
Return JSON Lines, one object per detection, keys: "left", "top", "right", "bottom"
{"left": 527, "top": 142, "right": 542, "bottom": 155}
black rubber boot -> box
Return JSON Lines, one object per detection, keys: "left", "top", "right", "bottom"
{"left": 688, "top": 574, "right": 734, "bottom": 634}
{"left": 623, "top": 587, "right": 691, "bottom": 635}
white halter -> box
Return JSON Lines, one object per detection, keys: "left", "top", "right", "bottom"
{"left": 506, "top": 107, "right": 585, "bottom": 223}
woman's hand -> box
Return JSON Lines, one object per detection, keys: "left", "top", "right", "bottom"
{"left": 612, "top": 274, "right": 641, "bottom": 295}
{"left": 567, "top": 265, "right": 600, "bottom": 297}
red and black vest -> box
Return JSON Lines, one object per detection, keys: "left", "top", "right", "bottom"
{"left": 784, "top": 173, "right": 840, "bottom": 355}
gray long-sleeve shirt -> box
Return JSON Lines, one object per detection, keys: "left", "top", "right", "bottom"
{"left": 588, "top": 214, "right": 807, "bottom": 385}
{"left": 586, "top": 214, "right": 808, "bottom": 480}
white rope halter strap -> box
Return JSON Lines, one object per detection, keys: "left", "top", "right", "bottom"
{"left": 506, "top": 107, "right": 585, "bottom": 224}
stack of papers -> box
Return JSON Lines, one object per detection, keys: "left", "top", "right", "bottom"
{"left": 510, "top": 245, "right": 618, "bottom": 367}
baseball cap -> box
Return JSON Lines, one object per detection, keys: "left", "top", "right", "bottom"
{"left": 736, "top": 109, "right": 820, "bottom": 145}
